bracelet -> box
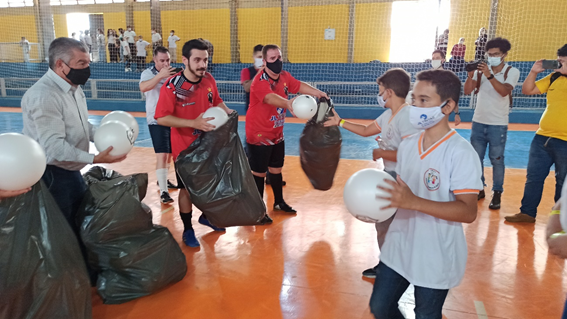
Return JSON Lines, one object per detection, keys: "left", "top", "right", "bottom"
{"left": 455, "top": 112, "right": 460, "bottom": 115}
{"left": 550, "top": 210, "right": 561, "bottom": 216}
{"left": 339, "top": 119, "right": 345, "bottom": 127}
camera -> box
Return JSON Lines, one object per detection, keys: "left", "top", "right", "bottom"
{"left": 465, "top": 60, "right": 484, "bottom": 72}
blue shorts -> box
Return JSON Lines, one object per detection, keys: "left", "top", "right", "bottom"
{"left": 148, "top": 124, "right": 171, "bottom": 154}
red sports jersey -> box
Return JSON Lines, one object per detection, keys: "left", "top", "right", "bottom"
{"left": 154, "top": 71, "right": 223, "bottom": 159}
{"left": 246, "top": 70, "right": 301, "bottom": 145}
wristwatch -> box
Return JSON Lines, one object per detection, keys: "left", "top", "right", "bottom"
{"left": 455, "top": 112, "right": 460, "bottom": 115}
{"left": 487, "top": 74, "right": 495, "bottom": 80}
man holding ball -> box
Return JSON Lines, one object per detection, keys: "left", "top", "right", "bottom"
{"left": 22, "top": 37, "right": 126, "bottom": 231}
{"left": 155, "top": 39, "right": 232, "bottom": 247}
{"left": 246, "top": 44, "right": 327, "bottom": 220}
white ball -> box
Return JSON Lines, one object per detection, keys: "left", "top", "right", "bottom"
{"left": 101, "top": 111, "right": 139, "bottom": 140}
{"left": 292, "top": 95, "right": 318, "bottom": 120}
{"left": 203, "top": 107, "right": 229, "bottom": 130}
{"left": 343, "top": 168, "right": 398, "bottom": 223}
{"left": 94, "top": 121, "right": 135, "bottom": 157}
{"left": 0, "top": 133, "right": 46, "bottom": 191}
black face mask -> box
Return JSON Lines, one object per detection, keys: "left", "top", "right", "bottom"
{"left": 64, "top": 62, "right": 91, "bottom": 85}
{"left": 266, "top": 59, "right": 283, "bottom": 74}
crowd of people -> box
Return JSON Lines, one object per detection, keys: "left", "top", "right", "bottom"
{"left": 2, "top": 34, "right": 566, "bottom": 319}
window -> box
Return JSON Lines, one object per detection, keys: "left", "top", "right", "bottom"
{"left": 389, "top": 0, "right": 450, "bottom": 62}
{"left": 0, "top": 0, "right": 34, "bottom": 7}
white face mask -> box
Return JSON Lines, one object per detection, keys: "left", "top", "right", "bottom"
{"left": 254, "top": 58, "right": 263, "bottom": 68}
{"left": 127, "top": 28, "right": 131, "bottom": 31}
{"left": 487, "top": 56, "right": 502, "bottom": 66}
{"left": 170, "top": 33, "right": 174, "bottom": 36}
{"left": 409, "top": 101, "right": 448, "bottom": 129}
{"left": 151, "top": 31, "right": 155, "bottom": 34}
{"left": 431, "top": 60, "right": 442, "bottom": 69}
{"left": 376, "top": 94, "right": 386, "bottom": 108}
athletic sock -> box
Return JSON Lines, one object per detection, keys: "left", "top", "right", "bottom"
{"left": 270, "top": 173, "right": 284, "bottom": 204}
{"left": 156, "top": 168, "right": 168, "bottom": 193}
{"left": 180, "top": 211, "right": 193, "bottom": 231}
{"left": 253, "top": 175, "right": 265, "bottom": 197}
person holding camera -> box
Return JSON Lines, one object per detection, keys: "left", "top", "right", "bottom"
{"left": 505, "top": 44, "right": 567, "bottom": 223}
{"left": 464, "top": 37, "right": 520, "bottom": 210}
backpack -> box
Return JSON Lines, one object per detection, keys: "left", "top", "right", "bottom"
{"left": 474, "top": 65, "right": 513, "bottom": 107}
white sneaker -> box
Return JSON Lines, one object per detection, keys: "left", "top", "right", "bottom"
{"left": 124, "top": 68, "right": 129, "bottom": 72}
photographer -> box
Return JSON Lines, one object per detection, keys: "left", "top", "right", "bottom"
{"left": 505, "top": 44, "right": 567, "bottom": 223}
{"left": 464, "top": 37, "right": 520, "bottom": 210}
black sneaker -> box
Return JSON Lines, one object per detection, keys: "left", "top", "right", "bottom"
{"left": 362, "top": 267, "right": 377, "bottom": 278}
{"left": 489, "top": 191, "right": 502, "bottom": 210}
{"left": 478, "top": 189, "right": 485, "bottom": 201}
{"left": 160, "top": 191, "right": 174, "bottom": 204}
{"left": 260, "top": 215, "right": 273, "bottom": 225}
{"left": 274, "top": 202, "right": 297, "bottom": 213}
{"left": 167, "top": 180, "right": 182, "bottom": 189}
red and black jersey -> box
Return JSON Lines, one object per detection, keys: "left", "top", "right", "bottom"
{"left": 155, "top": 71, "right": 223, "bottom": 159}
{"left": 245, "top": 70, "right": 301, "bottom": 145}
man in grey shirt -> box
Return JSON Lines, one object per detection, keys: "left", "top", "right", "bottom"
{"left": 21, "top": 37, "right": 125, "bottom": 232}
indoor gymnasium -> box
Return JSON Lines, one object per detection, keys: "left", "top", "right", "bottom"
{"left": 0, "top": 0, "right": 566, "bottom": 318}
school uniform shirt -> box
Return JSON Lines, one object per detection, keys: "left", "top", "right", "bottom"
{"left": 381, "top": 130, "right": 483, "bottom": 289}
{"left": 121, "top": 41, "right": 131, "bottom": 56}
{"left": 152, "top": 33, "right": 162, "bottom": 44}
{"left": 246, "top": 70, "right": 301, "bottom": 146}
{"left": 136, "top": 40, "right": 150, "bottom": 57}
{"left": 140, "top": 66, "right": 166, "bottom": 125}
{"left": 124, "top": 30, "right": 136, "bottom": 43}
{"left": 471, "top": 64, "right": 520, "bottom": 126}
{"left": 374, "top": 104, "right": 420, "bottom": 172}
{"left": 154, "top": 71, "right": 223, "bottom": 159}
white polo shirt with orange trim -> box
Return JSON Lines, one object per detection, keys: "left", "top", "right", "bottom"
{"left": 380, "top": 129, "right": 482, "bottom": 289}
{"left": 374, "top": 104, "right": 420, "bottom": 172}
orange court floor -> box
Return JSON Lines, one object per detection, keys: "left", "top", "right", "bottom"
{"left": 1, "top": 107, "right": 562, "bottom": 318}
{"left": 90, "top": 132, "right": 563, "bottom": 319}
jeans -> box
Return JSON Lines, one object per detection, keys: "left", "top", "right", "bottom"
{"left": 520, "top": 134, "right": 567, "bottom": 217}
{"left": 99, "top": 45, "right": 106, "bottom": 62}
{"left": 562, "top": 298, "right": 567, "bottom": 319}
{"left": 369, "top": 262, "right": 449, "bottom": 319}
{"left": 470, "top": 121, "right": 508, "bottom": 192}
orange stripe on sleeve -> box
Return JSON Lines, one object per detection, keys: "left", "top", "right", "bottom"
{"left": 453, "top": 189, "right": 480, "bottom": 194}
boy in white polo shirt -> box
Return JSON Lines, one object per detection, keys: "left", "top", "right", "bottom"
{"left": 325, "top": 68, "right": 420, "bottom": 278}
{"left": 369, "top": 69, "right": 482, "bottom": 319}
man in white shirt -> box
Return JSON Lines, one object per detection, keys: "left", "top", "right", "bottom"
{"left": 96, "top": 28, "right": 105, "bottom": 63}
{"left": 369, "top": 69, "right": 482, "bottom": 319}
{"left": 21, "top": 37, "right": 125, "bottom": 237}
{"left": 20, "top": 36, "right": 30, "bottom": 62}
{"left": 135, "top": 35, "right": 150, "bottom": 72}
{"left": 139, "top": 46, "right": 178, "bottom": 204}
{"left": 151, "top": 28, "right": 162, "bottom": 51}
{"left": 84, "top": 30, "right": 93, "bottom": 59}
{"left": 124, "top": 26, "right": 136, "bottom": 57}
{"left": 464, "top": 37, "right": 520, "bottom": 210}
{"left": 167, "top": 30, "right": 180, "bottom": 63}
{"left": 121, "top": 38, "right": 132, "bottom": 72}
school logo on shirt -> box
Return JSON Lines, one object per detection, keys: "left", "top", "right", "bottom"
{"left": 424, "top": 168, "right": 440, "bottom": 191}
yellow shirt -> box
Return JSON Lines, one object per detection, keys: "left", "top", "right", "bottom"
{"left": 535, "top": 73, "right": 567, "bottom": 141}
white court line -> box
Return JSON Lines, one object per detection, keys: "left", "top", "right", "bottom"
{"left": 474, "top": 301, "right": 488, "bottom": 319}
{"left": 161, "top": 206, "right": 174, "bottom": 215}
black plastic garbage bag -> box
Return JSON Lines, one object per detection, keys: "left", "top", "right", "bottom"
{"left": 299, "top": 97, "right": 342, "bottom": 191}
{"left": 0, "top": 181, "right": 92, "bottom": 319}
{"left": 176, "top": 111, "right": 267, "bottom": 227}
{"left": 77, "top": 167, "right": 187, "bottom": 304}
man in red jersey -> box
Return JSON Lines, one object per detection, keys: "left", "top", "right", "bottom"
{"left": 155, "top": 39, "right": 232, "bottom": 247}
{"left": 246, "top": 44, "right": 328, "bottom": 222}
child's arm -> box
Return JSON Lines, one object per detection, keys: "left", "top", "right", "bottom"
{"left": 324, "top": 109, "right": 381, "bottom": 137}
{"left": 373, "top": 149, "right": 397, "bottom": 162}
{"left": 379, "top": 176, "right": 478, "bottom": 223}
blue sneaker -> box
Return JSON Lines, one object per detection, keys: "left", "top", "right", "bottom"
{"left": 182, "top": 229, "right": 200, "bottom": 247}
{"left": 198, "top": 215, "right": 226, "bottom": 232}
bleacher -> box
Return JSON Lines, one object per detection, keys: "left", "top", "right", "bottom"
{"left": 0, "top": 61, "right": 549, "bottom": 121}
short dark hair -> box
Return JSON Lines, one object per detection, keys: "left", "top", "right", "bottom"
{"left": 557, "top": 44, "right": 567, "bottom": 57}
{"left": 262, "top": 44, "right": 281, "bottom": 60}
{"left": 485, "top": 37, "right": 511, "bottom": 54}
{"left": 153, "top": 46, "right": 169, "bottom": 56}
{"left": 432, "top": 50, "right": 445, "bottom": 59}
{"left": 416, "top": 69, "right": 461, "bottom": 105}
{"left": 170, "top": 30, "right": 175, "bottom": 33}
{"left": 182, "top": 39, "right": 209, "bottom": 59}
{"left": 377, "top": 68, "right": 411, "bottom": 98}
{"left": 253, "top": 44, "right": 263, "bottom": 53}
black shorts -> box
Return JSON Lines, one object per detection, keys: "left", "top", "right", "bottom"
{"left": 148, "top": 124, "right": 171, "bottom": 154}
{"left": 246, "top": 141, "right": 285, "bottom": 173}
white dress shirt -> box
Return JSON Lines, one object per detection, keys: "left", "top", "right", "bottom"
{"left": 22, "top": 68, "right": 96, "bottom": 171}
